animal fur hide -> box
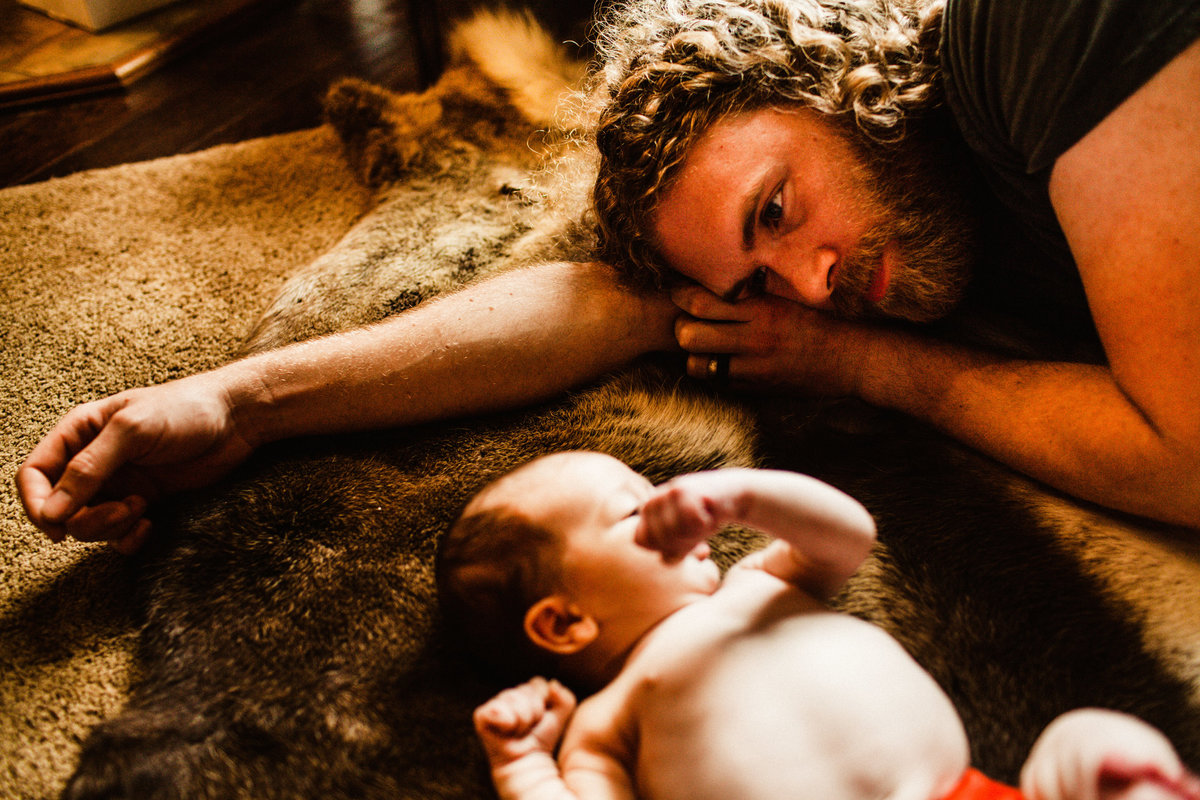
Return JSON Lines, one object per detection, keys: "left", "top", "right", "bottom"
{"left": 56, "top": 10, "right": 1200, "bottom": 799}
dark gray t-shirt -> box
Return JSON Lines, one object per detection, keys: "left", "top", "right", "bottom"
{"left": 939, "top": 0, "right": 1200, "bottom": 344}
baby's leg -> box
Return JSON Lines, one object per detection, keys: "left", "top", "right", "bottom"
{"left": 1019, "top": 708, "right": 1200, "bottom": 800}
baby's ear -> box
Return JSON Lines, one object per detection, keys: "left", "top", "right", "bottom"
{"left": 524, "top": 596, "right": 599, "bottom": 655}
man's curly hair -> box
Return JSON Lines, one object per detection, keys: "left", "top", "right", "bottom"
{"left": 588, "top": 0, "right": 949, "bottom": 290}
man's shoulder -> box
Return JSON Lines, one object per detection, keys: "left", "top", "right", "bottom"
{"left": 943, "top": 0, "right": 1200, "bottom": 174}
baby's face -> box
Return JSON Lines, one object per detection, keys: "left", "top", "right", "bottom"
{"left": 508, "top": 452, "right": 721, "bottom": 631}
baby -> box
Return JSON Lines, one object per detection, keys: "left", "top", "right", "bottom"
{"left": 437, "top": 451, "right": 1199, "bottom": 800}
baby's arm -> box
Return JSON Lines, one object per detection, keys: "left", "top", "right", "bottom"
{"left": 1020, "top": 708, "right": 1200, "bottom": 800}
{"left": 636, "top": 468, "right": 875, "bottom": 599}
{"left": 473, "top": 678, "right": 636, "bottom": 800}
{"left": 474, "top": 677, "right": 578, "bottom": 800}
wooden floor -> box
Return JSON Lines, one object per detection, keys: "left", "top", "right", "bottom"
{"left": 0, "top": 0, "right": 597, "bottom": 190}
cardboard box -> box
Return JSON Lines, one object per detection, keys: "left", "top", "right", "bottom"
{"left": 20, "top": 0, "right": 181, "bottom": 32}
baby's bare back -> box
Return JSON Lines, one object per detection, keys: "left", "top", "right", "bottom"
{"left": 580, "top": 569, "right": 970, "bottom": 800}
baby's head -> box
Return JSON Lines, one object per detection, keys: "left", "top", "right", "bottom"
{"left": 437, "top": 451, "right": 720, "bottom": 687}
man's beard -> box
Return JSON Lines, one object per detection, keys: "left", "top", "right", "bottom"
{"left": 831, "top": 213, "right": 972, "bottom": 323}
{"left": 829, "top": 140, "right": 977, "bottom": 324}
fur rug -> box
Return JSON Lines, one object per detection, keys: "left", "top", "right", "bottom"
{"left": 3, "top": 10, "right": 1200, "bottom": 800}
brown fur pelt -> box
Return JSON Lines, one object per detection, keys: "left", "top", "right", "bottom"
{"left": 62, "top": 10, "right": 1200, "bottom": 799}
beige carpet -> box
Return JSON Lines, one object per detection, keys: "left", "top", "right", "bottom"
{"left": 0, "top": 126, "right": 372, "bottom": 799}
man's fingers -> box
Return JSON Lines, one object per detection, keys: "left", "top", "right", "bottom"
{"left": 685, "top": 352, "right": 742, "bottom": 381}
{"left": 671, "top": 285, "right": 755, "bottom": 321}
{"left": 65, "top": 496, "right": 146, "bottom": 543}
{"left": 17, "top": 403, "right": 122, "bottom": 536}
{"left": 14, "top": 462, "right": 61, "bottom": 540}
{"left": 40, "top": 417, "right": 149, "bottom": 525}
{"left": 111, "top": 518, "right": 153, "bottom": 555}
{"left": 16, "top": 405, "right": 104, "bottom": 527}
{"left": 675, "top": 314, "right": 744, "bottom": 352}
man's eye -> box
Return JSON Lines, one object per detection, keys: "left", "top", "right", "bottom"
{"left": 761, "top": 190, "right": 784, "bottom": 228}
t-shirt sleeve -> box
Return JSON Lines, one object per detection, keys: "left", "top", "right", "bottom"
{"left": 943, "top": 0, "right": 1200, "bottom": 177}
{"left": 938, "top": 0, "right": 1200, "bottom": 346}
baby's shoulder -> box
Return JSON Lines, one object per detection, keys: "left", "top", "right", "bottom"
{"left": 718, "top": 557, "right": 827, "bottom": 612}
{"left": 564, "top": 682, "right": 639, "bottom": 760}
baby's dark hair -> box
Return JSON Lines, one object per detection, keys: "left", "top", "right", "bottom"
{"left": 436, "top": 501, "right": 566, "bottom": 683}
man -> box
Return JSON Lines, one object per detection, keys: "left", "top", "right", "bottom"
{"left": 587, "top": 0, "right": 1200, "bottom": 528}
{"left": 17, "top": 0, "right": 1200, "bottom": 549}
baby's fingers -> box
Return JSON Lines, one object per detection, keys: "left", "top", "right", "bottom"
{"left": 474, "top": 678, "right": 553, "bottom": 737}
{"left": 634, "top": 513, "right": 686, "bottom": 561}
{"left": 638, "top": 483, "right": 715, "bottom": 558}
{"left": 544, "top": 679, "right": 577, "bottom": 718}
{"left": 474, "top": 696, "right": 523, "bottom": 737}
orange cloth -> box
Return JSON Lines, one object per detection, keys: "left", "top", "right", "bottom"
{"left": 942, "top": 768, "right": 1026, "bottom": 800}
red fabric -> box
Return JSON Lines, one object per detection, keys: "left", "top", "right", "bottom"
{"left": 942, "top": 768, "right": 1026, "bottom": 800}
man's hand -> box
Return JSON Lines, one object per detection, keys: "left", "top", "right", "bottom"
{"left": 16, "top": 372, "right": 255, "bottom": 552}
{"left": 474, "top": 677, "right": 577, "bottom": 768}
{"left": 670, "top": 284, "right": 873, "bottom": 397}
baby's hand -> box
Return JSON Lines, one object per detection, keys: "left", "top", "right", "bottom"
{"left": 636, "top": 471, "right": 746, "bottom": 561}
{"left": 1021, "top": 708, "right": 1200, "bottom": 800}
{"left": 473, "top": 677, "right": 577, "bottom": 767}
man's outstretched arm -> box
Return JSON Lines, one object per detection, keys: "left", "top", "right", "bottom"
{"left": 16, "top": 261, "right": 678, "bottom": 549}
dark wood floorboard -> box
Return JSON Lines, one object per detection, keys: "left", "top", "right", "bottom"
{"left": 0, "top": 0, "right": 597, "bottom": 189}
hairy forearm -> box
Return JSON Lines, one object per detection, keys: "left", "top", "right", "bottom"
{"left": 856, "top": 329, "right": 1200, "bottom": 528}
{"left": 214, "top": 261, "right": 678, "bottom": 447}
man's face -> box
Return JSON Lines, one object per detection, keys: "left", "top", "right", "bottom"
{"left": 650, "top": 107, "right": 968, "bottom": 321}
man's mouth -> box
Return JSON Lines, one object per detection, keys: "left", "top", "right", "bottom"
{"left": 865, "top": 242, "right": 896, "bottom": 304}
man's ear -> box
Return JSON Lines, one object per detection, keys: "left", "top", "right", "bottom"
{"left": 524, "top": 595, "right": 599, "bottom": 655}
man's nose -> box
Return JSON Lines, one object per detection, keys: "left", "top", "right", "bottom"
{"left": 770, "top": 245, "right": 838, "bottom": 308}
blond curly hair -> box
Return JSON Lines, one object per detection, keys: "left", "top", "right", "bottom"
{"left": 588, "top": 0, "right": 954, "bottom": 294}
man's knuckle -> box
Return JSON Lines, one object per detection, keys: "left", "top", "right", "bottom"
{"left": 62, "top": 452, "right": 100, "bottom": 482}
{"left": 674, "top": 316, "right": 695, "bottom": 339}
{"left": 110, "top": 409, "right": 160, "bottom": 446}
{"left": 107, "top": 406, "right": 140, "bottom": 431}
